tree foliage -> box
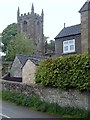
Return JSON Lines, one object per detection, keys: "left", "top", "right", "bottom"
{"left": 5, "top": 33, "right": 35, "bottom": 61}
{"left": 47, "top": 40, "right": 55, "bottom": 52}
{"left": 2, "top": 23, "right": 17, "bottom": 51}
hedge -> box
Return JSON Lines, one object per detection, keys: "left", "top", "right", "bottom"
{"left": 35, "top": 54, "right": 90, "bottom": 91}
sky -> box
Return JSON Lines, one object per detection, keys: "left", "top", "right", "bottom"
{"left": 0, "top": 0, "right": 86, "bottom": 41}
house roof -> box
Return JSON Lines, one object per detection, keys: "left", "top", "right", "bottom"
{"left": 55, "top": 24, "right": 81, "bottom": 39}
{"left": 28, "top": 57, "right": 40, "bottom": 65}
{"left": 16, "top": 54, "right": 30, "bottom": 66}
{"left": 16, "top": 54, "right": 45, "bottom": 66}
{"left": 79, "top": 1, "right": 90, "bottom": 13}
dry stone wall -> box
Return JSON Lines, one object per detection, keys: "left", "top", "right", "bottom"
{"left": 1, "top": 80, "right": 89, "bottom": 110}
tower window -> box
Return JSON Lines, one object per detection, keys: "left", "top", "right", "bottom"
{"left": 37, "top": 21, "right": 39, "bottom": 25}
{"left": 23, "top": 21, "right": 27, "bottom": 32}
{"left": 23, "top": 21, "right": 27, "bottom": 24}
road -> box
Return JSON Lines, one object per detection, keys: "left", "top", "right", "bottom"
{"left": 0, "top": 100, "right": 59, "bottom": 119}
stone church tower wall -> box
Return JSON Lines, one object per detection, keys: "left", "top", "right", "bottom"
{"left": 17, "top": 4, "right": 44, "bottom": 55}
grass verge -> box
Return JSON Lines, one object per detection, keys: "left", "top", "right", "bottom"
{"left": 0, "top": 91, "right": 2, "bottom": 99}
{"left": 2, "top": 90, "right": 89, "bottom": 119}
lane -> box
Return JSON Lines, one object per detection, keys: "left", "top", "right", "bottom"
{"left": 0, "top": 115, "right": 2, "bottom": 119}
{"left": 0, "top": 99, "right": 2, "bottom": 119}
{"left": 2, "top": 101, "right": 58, "bottom": 118}
{"left": 0, "top": 113, "right": 10, "bottom": 118}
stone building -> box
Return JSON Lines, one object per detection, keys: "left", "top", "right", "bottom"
{"left": 55, "top": 0, "right": 90, "bottom": 57}
{"left": 17, "top": 4, "right": 44, "bottom": 55}
{"left": 10, "top": 54, "right": 45, "bottom": 83}
{"left": 22, "top": 58, "right": 37, "bottom": 84}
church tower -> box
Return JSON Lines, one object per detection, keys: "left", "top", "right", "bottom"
{"left": 79, "top": 0, "right": 90, "bottom": 53}
{"left": 17, "top": 4, "right": 44, "bottom": 55}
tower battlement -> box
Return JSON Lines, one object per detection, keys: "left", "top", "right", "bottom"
{"left": 18, "top": 12, "right": 42, "bottom": 21}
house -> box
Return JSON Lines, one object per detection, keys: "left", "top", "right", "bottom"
{"left": 22, "top": 56, "right": 41, "bottom": 84}
{"left": 10, "top": 54, "right": 28, "bottom": 78}
{"left": 10, "top": 54, "right": 45, "bottom": 84}
{"left": 55, "top": 0, "right": 90, "bottom": 57}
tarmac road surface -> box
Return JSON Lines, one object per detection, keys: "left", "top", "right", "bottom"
{"left": 1, "top": 100, "right": 59, "bottom": 119}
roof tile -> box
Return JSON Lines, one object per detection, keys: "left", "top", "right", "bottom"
{"left": 55, "top": 24, "right": 81, "bottom": 39}
{"left": 16, "top": 54, "right": 45, "bottom": 66}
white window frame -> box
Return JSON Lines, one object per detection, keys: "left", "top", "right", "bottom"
{"left": 63, "top": 39, "right": 75, "bottom": 53}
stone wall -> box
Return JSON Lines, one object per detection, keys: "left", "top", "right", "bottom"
{"left": 81, "top": 11, "right": 89, "bottom": 53}
{"left": 1, "top": 80, "right": 89, "bottom": 110}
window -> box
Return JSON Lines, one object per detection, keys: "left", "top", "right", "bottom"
{"left": 63, "top": 39, "right": 75, "bottom": 53}
{"left": 23, "top": 21, "right": 27, "bottom": 32}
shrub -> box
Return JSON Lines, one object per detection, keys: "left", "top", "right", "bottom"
{"left": 35, "top": 54, "right": 90, "bottom": 91}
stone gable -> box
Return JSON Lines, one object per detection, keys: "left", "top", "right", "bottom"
{"left": 22, "top": 59, "right": 37, "bottom": 84}
{"left": 10, "top": 56, "right": 22, "bottom": 78}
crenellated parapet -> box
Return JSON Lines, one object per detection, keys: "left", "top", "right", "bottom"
{"left": 18, "top": 12, "right": 43, "bottom": 22}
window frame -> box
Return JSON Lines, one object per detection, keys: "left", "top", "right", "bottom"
{"left": 63, "top": 39, "right": 75, "bottom": 53}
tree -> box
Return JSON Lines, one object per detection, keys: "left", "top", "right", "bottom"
{"left": 47, "top": 40, "right": 55, "bottom": 52}
{"left": 2, "top": 23, "right": 17, "bottom": 52}
{"left": 5, "top": 33, "right": 35, "bottom": 61}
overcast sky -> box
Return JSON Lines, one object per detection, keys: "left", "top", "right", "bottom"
{"left": 0, "top": 0, "right": 86, "bottom": 41}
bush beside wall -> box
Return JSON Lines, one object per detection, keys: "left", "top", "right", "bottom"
{"left": 35, "top": 54, "right": 90, "bottom": 91}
